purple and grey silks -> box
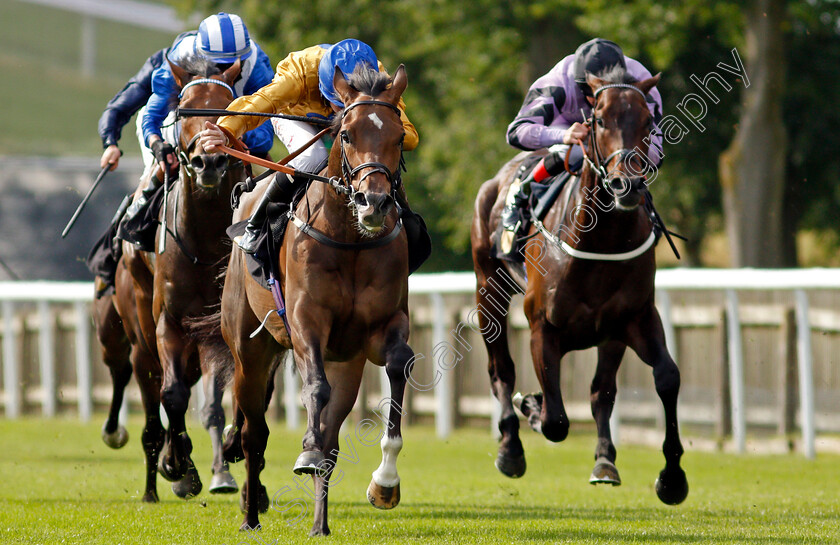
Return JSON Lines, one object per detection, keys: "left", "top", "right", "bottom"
{"left": 507, "top": 54, "right": 664, "bottom": 166}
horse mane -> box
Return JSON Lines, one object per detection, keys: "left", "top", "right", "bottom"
{"left": 168, "top": 55, "right": 223, "bottom": 110}
{"left": 348, "top": 64, "right": 392, "bottom": 97}
{"left": 591, "top": 64, "right": 637, "bottom": 84}
{"left": 180, "top": 54, "right": 222, "bottom": 77}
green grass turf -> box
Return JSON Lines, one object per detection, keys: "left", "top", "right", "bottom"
{"left": 0, "top": 417, "right": 838, "bottom": 544}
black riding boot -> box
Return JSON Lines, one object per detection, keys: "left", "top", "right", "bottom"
{"left": 236, "top": 173, "right": 297, "bottom": 254}
{"left": 123, "top": 174, "right": 161, "bottom": 223}
{"left": 500, "top": 172, "right": 534, "bottom": 232}
{"left": 500, "top": 150, "right": 572, "bottom": 232}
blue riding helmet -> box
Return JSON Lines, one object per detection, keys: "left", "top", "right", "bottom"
{"left": 318, "top": 39, "right": 379, "bottom": 108}
{"left": 195, "top": 12, "right": 253, "bottom": 63}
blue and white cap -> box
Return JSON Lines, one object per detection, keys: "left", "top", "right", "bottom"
{"left": 195, "top": 13, "right": 252, "bottom": 63}
{"left": 318, "top": 39, "right": 379, "bottom": 108}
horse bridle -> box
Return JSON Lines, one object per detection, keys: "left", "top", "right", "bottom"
{"left": 335, "top": 99, "right": 406, "bottom": 202}
{"left": 582, "top": 83, "right": 650, "bottom": 190}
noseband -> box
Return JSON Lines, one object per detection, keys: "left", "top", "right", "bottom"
{"left": 583, "top": 83, "right": 649, "bottom": 189}
{"left": 335, "top": 99, "right": 406, "bottom": 201}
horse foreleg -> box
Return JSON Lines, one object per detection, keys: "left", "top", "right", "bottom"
{"left": 235, "top": 361, "right": 272, "bottom": 530}
{"left": 156, "top": 314, "right": 195, "bottom": 484}
{"left": 366, "top": 320, "right": 413, "bottom": 510}
{"left": 95, "top": 293, "right": 132, "bottom": 449}
{"left": 589, "top": 341, "right": 625, "bottom": 486}
{"left": 310, "top": 360, "right": 364, "bottom": 537}
{"left": 472, "top": 202, "right": 527, "bottom": 477}
{"left": 530, "top": 319, "right": 570, "bottom": 442}
{"left": 476, "top": 270, "right": 524, "bottom": 478}
{"left": 625, "top": 303, "right": 689, "bottom": 505}
{"left": 291, "top": 335, "right": 330, "bottom": 474}
{"left": 133, "top": 343, "right": 164, "bottom": 503}
{"left": 199, "top": 360, "right": 237, "bottom": 494}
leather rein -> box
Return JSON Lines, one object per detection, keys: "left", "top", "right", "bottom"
{"left": 217, "top": 99, "right": 406, "bottom": 251}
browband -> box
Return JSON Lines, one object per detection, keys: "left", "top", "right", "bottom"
{"left": 592, "top": 83, "right": 646, "bottom": 100}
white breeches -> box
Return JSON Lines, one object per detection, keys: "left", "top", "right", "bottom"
{"left": 271, "top": 117, "right": 329, "bottom": 172}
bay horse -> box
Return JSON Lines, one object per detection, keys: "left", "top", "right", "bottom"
{"left": 218, "top": 65, "right": 413, "bottom": 535}
{"left": 108, "top": 56, "right": 246, "bottom": 500}
{"left": 471, "top": 71, "right": 689, "bottom": 505}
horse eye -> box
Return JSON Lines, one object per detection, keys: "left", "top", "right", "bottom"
{"left": 595, "top": 117, "right": 605, "bottom": 127}
{"left": 341, "top": 131, "right": 351, "bottom": 144}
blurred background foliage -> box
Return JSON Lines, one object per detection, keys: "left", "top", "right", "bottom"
{"left": 3, "top": 0, "right": 840, "bottom": 270}
{"left": 168, "top": 0, "right": 840, "bottom": 269}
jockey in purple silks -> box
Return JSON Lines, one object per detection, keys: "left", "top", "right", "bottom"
{"left": 501, "top": 38, "right": 664, "bottom": 232}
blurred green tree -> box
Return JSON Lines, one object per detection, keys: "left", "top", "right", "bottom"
{"left": 175, "top": 0, "right": 840, "bottom": 269}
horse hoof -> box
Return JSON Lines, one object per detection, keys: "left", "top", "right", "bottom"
{"left": 513, "top": 392, "right": 544, "bottom": 434}
{"left": 239, "top": 484, "right": 269, "bottom": 514}
{"left": 158, "top": 456, "right": 185, "bottom": 482}
{"left": 157, "top": 437, "right": 184, "bottom": 482}
{"left": 293, "top": 450, "right": 324, "bottom": 475}
{"left": 655, "top": 467, "right": 689, "bottom": 505}
{"left": 239, "top": 520, "right": 261, "bottom": 531}
{"left": 209, "top": 469, "right": 238, "bottom": 494}
{"left": 171, "top": 465, "right": 203, "bottom": 499}
{"left": 494, "top": 452, "right": 526, "bottom": 478}
{"left": 141, "top": 490, "right": 159, "bottom": 503}
{"left": 309, "top": 526, "right": 331, "bottom": 537}
{"left": 101, "top": 424, "right": 129, "bottom": 449}
{"left": 367, "top": 479, "right": 400, "bottom": 510}
{"left": 589, "top": 457, "right": 621, "bottom": 486}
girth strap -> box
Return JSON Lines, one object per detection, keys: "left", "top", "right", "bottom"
{"left": 290, "top": 213, "right": 402, "bottom": 250}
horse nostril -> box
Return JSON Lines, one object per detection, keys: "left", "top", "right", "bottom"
{"left": 354, "top": 193, "right": 369, "bottom": 208}
{"left": 191, "top": 156, "right": 205, "bottom": 172}
{"left": 381, "top": 195, "right": 395, "bottom": 215}
{"left": 609, "top": 177, "right": 629, "bottom": 194}
{"left": 213, "top": 155, "right": 228, "bottom": 171}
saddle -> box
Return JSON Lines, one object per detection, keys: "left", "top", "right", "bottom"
{"left": 115, "top": 181, "right": 168, "bottom": 253}
{"left": 86, "top": 191, "right": 133, "bottom": 297}
{"left": 86, "top": 218, "right": 123, "bottom": 298}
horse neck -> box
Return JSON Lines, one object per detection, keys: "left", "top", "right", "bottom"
{"left": 566, "top": 167, "right": 648, "bottom": 247}
{"left": 172, "top": 169, "right": 236, "bottom": 258}
{"left": 301, "top": 150, "right": 364, "bottom": 241}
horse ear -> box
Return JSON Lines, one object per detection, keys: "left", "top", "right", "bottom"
{"left": 333, "top": 66, "right": 357, "bottom": 105}
{"left": 223, "top": 58, "right": 242, "bottom": 84}
{"left": 586, "top": 72, "right": 607, "bottom": 96}
{"left": 385, "top": 64, "right": 408, "bottom": 102}
{"left": 635, "top": 73, "right": 661, "bottom": 96}
{"left": 169, "top": 59, "right": 190, "bottom": 88}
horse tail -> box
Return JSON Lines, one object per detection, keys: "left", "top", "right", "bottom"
{"left": 184, "top": 307, "right": 234, "bottom": 387}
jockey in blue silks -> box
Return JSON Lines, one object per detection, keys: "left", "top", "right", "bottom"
{"left": 119, "top": 13, "right": 275, "bottom": 224}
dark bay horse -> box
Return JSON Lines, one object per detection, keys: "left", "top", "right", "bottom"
{"left": 218, "top": 65, "right": 413, "bottom": 535}
{"left": 471, "top": 71, "right": 688, "bottom": 505}
{"left": 106, "top": 57, "right": 245, "bottom": 500}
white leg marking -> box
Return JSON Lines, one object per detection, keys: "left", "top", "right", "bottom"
{"left": 371, "top": 435, "right": 402, "bottom": 487}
